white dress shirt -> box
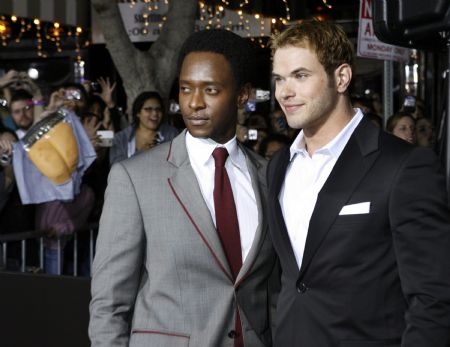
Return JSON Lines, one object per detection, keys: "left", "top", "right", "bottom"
{"left": 186, "top": 132, "right": 258, "bottom": 261}
{"left": 279, "top": 109, "right": 363, "bottom": 269}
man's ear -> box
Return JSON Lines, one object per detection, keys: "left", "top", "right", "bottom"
{"left": 334, "top": 64, "right": 352, "bottom": 93}
{"left": 237, "top": 83, "right": 251, "bottom": 107}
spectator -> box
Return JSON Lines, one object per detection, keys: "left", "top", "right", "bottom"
{"left": 0, "top": 127, "right": 36, "bottom": 270}
{"left": 0, "top": 128, "right": 16, "bottom": 211}
{"left": 85, "top": 77, "right": 127, "bottom": 132}
{"left": 47, "top": 83, "right": 88, "bottom": 116}
{"left": 259, "top": 133, "right": 291, "bottom": 160}
{"left": 269, "top": 107, "right": 297, "bottom": 139}
{"left": 415, "top": 117, "right": 436, "bottom": 148}
{"left": 9, "top": 90, "right": 35, "bottom": 139}
{"left": 386, "top": 112, "right": 416, "bottom": 144}
{"left": 109, "top": 91, "right": 178, "bottom": 165}
{"left": 0, "top": 70, "right": 45, "bottom": 130}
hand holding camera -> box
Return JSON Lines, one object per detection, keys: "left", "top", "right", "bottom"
{"left": 0, "top": 138, "right": 14, "bottom": 167}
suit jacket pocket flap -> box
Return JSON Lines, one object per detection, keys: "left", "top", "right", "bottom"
{"left": 131, "top": 329, "right": 190, "bottom": 347}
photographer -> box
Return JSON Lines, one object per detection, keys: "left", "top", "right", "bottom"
{"left": 0, "top": 70, "right": 45, "bottom": 130}
{"left": 85, "top": 77, "right": 127, "bottom": 132}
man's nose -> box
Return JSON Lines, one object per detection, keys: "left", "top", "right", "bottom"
{"left": 189, "top": 90, "right": 206, "bottom": 110}
{"left": 278, "top": 80, "right": 295, "bottom": 100}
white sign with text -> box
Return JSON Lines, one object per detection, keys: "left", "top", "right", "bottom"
{"left": 357, "top": 0, "right": 409, "bottom": 62}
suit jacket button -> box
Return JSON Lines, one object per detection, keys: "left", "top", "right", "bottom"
{"left": 297, "top": 282, "right": 308, "bottom": 293}
{"left": 228, "top": 330, "right": 239, "bottom": 339}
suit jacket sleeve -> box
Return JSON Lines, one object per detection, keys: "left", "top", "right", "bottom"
{"left": 389, "top": 146, "right": 450, "bottom": 346}
{"left": 89, "top": 162, "right": 145, "bottom": 347}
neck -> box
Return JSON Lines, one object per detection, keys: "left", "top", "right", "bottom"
{"left": 137, "top": 125, "right": 157, "bottom": 135}
{"left": 304, "top": 99, "right": 355, "bottom": 156}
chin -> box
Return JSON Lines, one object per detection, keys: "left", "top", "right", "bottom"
{"left": 187, "top": 129, "right": 210, "bottom": 139}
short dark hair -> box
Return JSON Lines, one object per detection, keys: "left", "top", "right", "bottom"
{"left": 177, "top": 29, "right": 255, "bottom": 88}
{"left": 132, "top": 91, "right": 164, "bottom": 126}
{"left": 10, "top": 89, "right": 33, "bottom": 104}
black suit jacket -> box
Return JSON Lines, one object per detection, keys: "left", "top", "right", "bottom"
{"left": 267, "top": 118, "right": 450, "bottom": 347}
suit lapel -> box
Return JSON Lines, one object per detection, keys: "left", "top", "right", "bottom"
{"left": 298, "top": 119, "right": 381, "bottom": 278}
{"left": 235, "top": 146, "right": 266, "bottom": 285}
{"left": 269, "top": 148, "right": 300, "bottom": 275}
{"left": 167, "top": 131, "right": 233, "bottom": 281}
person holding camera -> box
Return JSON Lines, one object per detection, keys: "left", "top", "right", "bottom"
{"left": 109, "top": 91, "right": 178, "bottom": 166}
{"left": 9, "top": 90, "right": 37, "bottom": 139}
{"left": 0, "top": 70, "right": 45, "bottom": 131}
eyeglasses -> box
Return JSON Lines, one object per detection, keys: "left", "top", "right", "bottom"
{"left": 141, "top": 106, "right": 162, "bottom": 113}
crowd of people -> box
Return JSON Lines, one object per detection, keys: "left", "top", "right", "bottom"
{"left": 0, "top": 57, "right": 442, "bottom": 275}
{"left": 0, "top": 66, "right": 295, "bottom": 274}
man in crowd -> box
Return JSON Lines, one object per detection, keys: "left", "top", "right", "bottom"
{"left": 267, "top": 20, "right": 450, "bottom": 346}
{"left": 89, "top": 29, "right": 277, "bottom": 347}
{"left": 9, "top": 90, "right": 35, "bottom": 139}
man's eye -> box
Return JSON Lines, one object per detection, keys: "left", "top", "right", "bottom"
{"left": 295, "top": 73, "right": 308, "bottom": 79}
{"left": 273, "top": 77, "right": 283, "bottom": 83}
{"left": 206, "top": 88, "right": 219, "bottom": 95}
{"left": 180, "top": 86, "right": 190, "bottom": 93}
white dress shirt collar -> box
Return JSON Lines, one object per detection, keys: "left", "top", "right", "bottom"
{"left": 185, "top": 131, "right": 246, "bottom": 170}
{"left": 288, "top": 108, "right": 364, "bottom": 161}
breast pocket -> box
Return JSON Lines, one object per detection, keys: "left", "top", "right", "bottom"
{"left": 334, "top": 213, "right": 371, "bottom": 226}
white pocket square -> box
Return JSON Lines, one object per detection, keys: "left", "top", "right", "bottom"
{"left": 339, "top": 202, "right": 371, "bottom": 215}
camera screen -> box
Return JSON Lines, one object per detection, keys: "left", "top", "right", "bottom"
{"left": 248, "top": 129, "right": 258, "bottom": 141}
{"left": 65, "top": 89, "right": 81, "bottom": 101}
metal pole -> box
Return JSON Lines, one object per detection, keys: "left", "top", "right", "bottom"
{"left": 57, "top": 238, "right": 62, "bottom": 275}
{"left": 446, "top": 35, "right": 450, "bottom": 200}
{"left": 21, "top": 240, "right": 26, "bottom": 272}
{"left": 2, "top": 243, "right": 6, "bottom": 268}
{"left": 383, "top": 60, "right": 394, "bottom": 128}
{"left": 73, "top": 233, "right": 78, "bottom": 276}
{"left": 39, "top": 238, "right": 44, "bottom": 270}
{"left": 90, "top": 229, "right": 94, "bottom": 277}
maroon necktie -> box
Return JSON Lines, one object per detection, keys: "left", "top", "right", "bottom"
{"left": 212, "top": 147, "right": 244, "bottom": 347}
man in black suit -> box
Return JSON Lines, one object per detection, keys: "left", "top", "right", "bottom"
{"left": 268, "top": 20, "right": 450, "bottom": 347}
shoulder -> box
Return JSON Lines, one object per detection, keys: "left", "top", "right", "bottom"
{"left": 267, "top": 147, "right": 290, "bottom": 173}
{"left": 241, "top": 145, "right": 267, "bottom": 170}
{"left": 114, "top": 126, "right": 134, "bottom": 141}
{"left": 120, "top": 140, "right": 172, "bottom": 171}
{"left": 159, "top": 123, "right": 179, "bottom": 142}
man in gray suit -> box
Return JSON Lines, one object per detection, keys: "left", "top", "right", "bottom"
{"left": 89, "top": 29, "right": 278, "bottom": 347}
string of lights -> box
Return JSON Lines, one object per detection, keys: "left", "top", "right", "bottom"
{"left": 0, "top": 14, "right": 89, "bottom": 59}
{"left": 0, "top": 0, "right": 302, "bottom": 55}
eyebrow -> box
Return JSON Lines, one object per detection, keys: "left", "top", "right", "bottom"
{"left": 179, "top": 79, "right": 224, "bottom": 87}
{"left": 272, "top": 67, "right": 312, "bottom": 79}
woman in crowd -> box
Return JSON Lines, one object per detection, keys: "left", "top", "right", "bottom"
{"left": 386, "top": 112, "right": 416, "bottom": 144}
{"left": 109, "top": 91, "right": 178, "bottom": 165}
{"left": 415, "top": 117, "right": 435, "bottom": 148}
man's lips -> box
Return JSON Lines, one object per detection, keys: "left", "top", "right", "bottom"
{"left": 186, "top": 116, "right": 209, "bottom": 125}
{"left": 282, "top": 104, "right": 303, "bottom": 113}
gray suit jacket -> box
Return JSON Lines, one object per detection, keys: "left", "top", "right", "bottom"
{"left": 89, "top": 130, "right": 278, "bottom": 347}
